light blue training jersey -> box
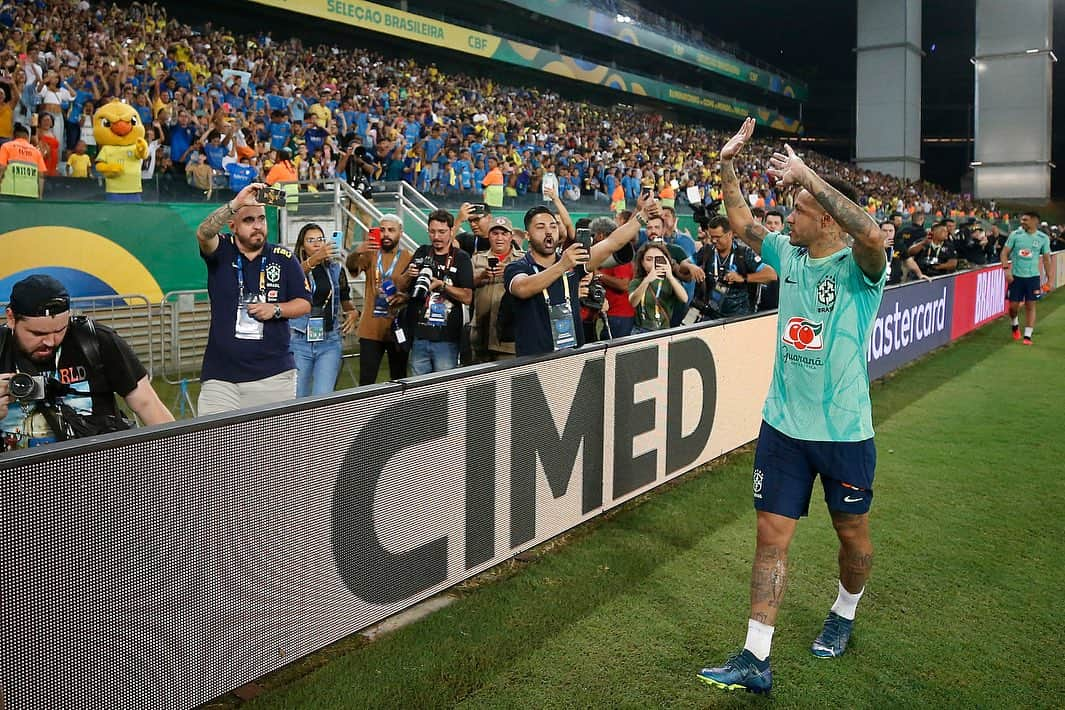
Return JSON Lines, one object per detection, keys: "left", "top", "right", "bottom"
{"left": 760, "top": 232, "right": 887, "bottom": 442}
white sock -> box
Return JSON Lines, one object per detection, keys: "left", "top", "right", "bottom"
{"left": 1011, "top": 317, "right": 1019, "bottom": 327}
{"left": 830, "top": 579, "right": 864, "bottom": 621}
{"left": 744, "top": 618, "right": 774, "bottom": 661}
{"left": 1024, "top": 327, "right": 1033, "bottom": 338}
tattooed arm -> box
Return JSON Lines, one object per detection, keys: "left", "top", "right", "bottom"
{"left": 719, "top": 118, "right": 767, "bottom": 255}
{"left": 196, "top": 182, "right": 265, "bottom": 254}
{"left": 768, "top": 144, "right": 886, "bottom": 280}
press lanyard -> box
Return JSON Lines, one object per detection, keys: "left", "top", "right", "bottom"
{"left": 539, "top": 260, "right": 572, "bottom": 305}
{"left": 309, "top": 264, "right": 334, "bottom": 302}
{"left": 712, "top": 250, "right": 735, "bottom": 280}
{"left": 377, "top": 250, "right": 398, "bottom": 281}
{"left": 235, "top": 251, "right": 267, "bottom": 297}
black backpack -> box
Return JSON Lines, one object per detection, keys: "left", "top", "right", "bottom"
{"left": 0, "top": 317, "right": 131, "bottom": 441}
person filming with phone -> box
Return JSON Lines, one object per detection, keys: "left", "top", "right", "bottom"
{"left": 504, "top": 193, "right": 654, "bottom": 358}
{"left": 628, "top": 243, "right": 686, "bottom": 334}
{"left": 289, "top": 223, "right": 358, "bottom": 397}
{"left": 195, "top": 181, "right": 311, "bottom": 415}
{"left": 470, "top": 216, "right": 525, "bottom": 362}
{"left": 346, "top": 215, "right": 415, "bottom": 385}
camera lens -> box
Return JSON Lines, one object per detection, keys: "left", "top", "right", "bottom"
{"left": 9, "top": 373, "right": 35, "bottom": 399}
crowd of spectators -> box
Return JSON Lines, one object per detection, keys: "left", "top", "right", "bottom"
{"left": 3, "top": 0, "right": 1052, "bottom": 233}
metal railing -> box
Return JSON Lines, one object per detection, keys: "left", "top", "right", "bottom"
{"left": 71, "top": 294, "right": 155, "bottom": 380}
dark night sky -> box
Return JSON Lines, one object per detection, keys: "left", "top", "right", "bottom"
{"left": 668, "top": 0, "right": 1063, "bottom": 196}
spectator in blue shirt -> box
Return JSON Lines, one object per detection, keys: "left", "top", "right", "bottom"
{"left": 289, "top": 89, "right": 308, "bottom": 123}
{"left": 203, "top": 133, "right": 229, "bottom": 171}
{"left": 268, "top": 111, "right": 291, "bottom": 151}
{"left": 226, "top": 156, "right": 259, "bottom": 193}
{"left": 303, "top": 120, "right": 327, "bottom": 155}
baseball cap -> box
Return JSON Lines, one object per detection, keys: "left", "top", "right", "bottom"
{"left": 488, "top": 216, "right": 512, "bottom": 233}
{"left": 8, "top": 275, "right": 70, "bottom": 317}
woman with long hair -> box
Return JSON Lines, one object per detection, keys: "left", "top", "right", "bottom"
{"left": 290, "top": 223, "right": 359, "bottom": 396}
{"left": 628, "top": 242, "right": 686, "bottom": 334}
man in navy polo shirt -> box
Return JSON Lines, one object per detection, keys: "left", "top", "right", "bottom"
{"left": 195, "top": 182, "right": 311, "bottom": 415}
{"left": 504, "top": 194, "right": 653, "bottom": 358}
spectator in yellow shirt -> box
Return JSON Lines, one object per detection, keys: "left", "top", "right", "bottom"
{"left": 67, "top": 142, "right": 92, "bottom": 178}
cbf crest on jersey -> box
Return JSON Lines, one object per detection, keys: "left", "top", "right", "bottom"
{"left": 817, "top": 275, "right": 836, "bottom": 312}
{"left": 266, "top": 262, "right": 282, "bottom": 285}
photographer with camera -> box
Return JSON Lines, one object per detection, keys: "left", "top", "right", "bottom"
{"left": 690, "top": 215, "right": 776, "bottom": 321}
{"left": 337, "top": 138, "right": 377, "bottom": 198}
{"left": 1, "top": 275, "right": 173, "bottom": 452}
{"left": 470, "top": 216, "right": 525, "bottom": 362}
{"left": 504, "top": 193, "right": 652, "bottom": 358}
{"left": 195, "top": 181, "right": 311, "bottom": 415}
{"left": 913, "top": 221, "right": 959, "bottom": 276}
{"left": 346, "top": 214, "right": 415, "bottom": 385}
{"left": 404, "top": 209, "right": 474, "bottom": 375}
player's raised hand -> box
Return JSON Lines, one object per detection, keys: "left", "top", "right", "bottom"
{"left": 767, "top": 144, "right": 810, "bottom": 188}
{"left": 720, "top": 117, "right": 755, "bottom": 161}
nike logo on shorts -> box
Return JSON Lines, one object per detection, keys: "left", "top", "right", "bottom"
{"left": 843, "top": 495, "right": 864, "bottom": 503}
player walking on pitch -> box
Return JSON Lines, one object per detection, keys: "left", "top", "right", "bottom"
{"left": 1001, "top": 211, "right": 1052, "bottom": 345}
{"left": 697, "top": 118, "right": 887, "bottom": 694}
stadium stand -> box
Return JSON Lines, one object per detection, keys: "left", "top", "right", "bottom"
{"left": 0, "top": 0, "right": 1041, "bottom": 230}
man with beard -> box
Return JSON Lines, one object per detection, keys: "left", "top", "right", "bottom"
{"left": 195, "top": 182, "right": 311, "bottom": 415}
{"left": 504, "top": 193, "right": 654, "bottom": 358}
{"left": 1, "top": 275, "right": 172, "bottom": 451}
{"left": 404, "top": 209, "right": 474, "bottom": 374}
{"left": 346, "top": 214, "right": 414, "bottom": 384}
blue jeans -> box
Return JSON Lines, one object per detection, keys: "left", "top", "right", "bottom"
{"left": 607, "top": 316, "right": 635, "bottom": 339}
{"left": 291, "top": 329, "right": 343, "bottom": 397}
{"left": 410, "top": 339, "right": 459, "bottom": 376}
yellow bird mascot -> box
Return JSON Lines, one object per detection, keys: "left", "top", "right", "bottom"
{"left": 93, "top": 101, "right": 149, "bottom": 202}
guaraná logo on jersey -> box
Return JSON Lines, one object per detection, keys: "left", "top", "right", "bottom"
{"left": 782, "top": 317, "right": 824, "bottom": 351}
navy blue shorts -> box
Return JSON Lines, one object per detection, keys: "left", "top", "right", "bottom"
{"left": 1007, "top": 275, "right": 1042, "bottom": 303}
{"left": 752, "top": 421, "right": 876, "bottom": 519}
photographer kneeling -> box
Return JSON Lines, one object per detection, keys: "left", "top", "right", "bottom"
{"left": 1, "top": 275, "right": 173, "bottom": 452}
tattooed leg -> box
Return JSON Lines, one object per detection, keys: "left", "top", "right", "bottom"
{"left": 831, "top": 512, "right": 874, "bottom": 593}
{"left": 750, "top": 511, "right": 798, "bottom": 626}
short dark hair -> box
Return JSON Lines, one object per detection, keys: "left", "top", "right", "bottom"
{"left": 523, "top": 205, "right": 554, "bottom": 230}
{"left": 824, "top": 176, "right": 859, "bottom": 205}
{"left": 764, "top": 208, "right": 785, "bottom": 222}
{"left": 706, "top": 215, "right": 731, "bottom": 232}
{"left": 1022, "top": 210, "right": 1041, "bottom": 221}
{"left": 879, "top": 220, "right": 895, "bottom": 229}
{"left": 427, "top": 208, "right": 454, "bottom": 229}
{"left": 13, "top": 123, "right": 29, "bottom": 137}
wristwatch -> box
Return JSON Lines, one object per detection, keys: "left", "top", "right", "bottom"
{"left": 273, "top": 305, "right": 282, "bottom": 320}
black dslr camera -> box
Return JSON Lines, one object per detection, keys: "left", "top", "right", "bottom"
{"left": 579, "top": 275, "right": 606, "bottom": 310}
{"left": 691, "top": 198, "right": 723, "bottom": 229}
{"left": 410, "top": 257, "right": 439, "bottom": 300}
